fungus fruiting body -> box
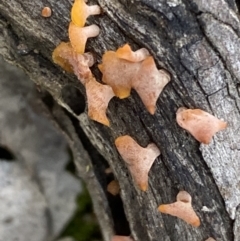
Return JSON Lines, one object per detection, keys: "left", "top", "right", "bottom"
{"left": 52, "top": 44, "right": 114, "bottom": 125}
{"left": 132, "top": 57, "right": 170, "bottom": 114}
{"left": 41, "top": 7, "right": 52, "bottom": 17}
{"left": 52, "top": 42, "right": 94, "bottom": 83}
{"left": 205, "top": 238, "right": 216, "bottom": 241}
{"left": 115, "top": 135, "right": 160, "bottom": 191}
{"left": 99, "top": 44, "right": 170, "bottom": 114}
{"left": 111, "top": 235, "right": 134, "bottom": 241}
{"left": 68, "top": 22, "right": 100, "bottom": 54}
{"left": 107, "top": 180, "right": 120, "bottom": 196}
{"left": 99, "top": 51, "right": 141, "bottom": 98}
{"left": 52, "top": 44, "right": 115, "bottom": 126}
{"left": 52, "top": 42, "right": 74, "bottom": 73}
{"left": 176, "top": 108, "right": 227, "bottom": 144}
{"left": 52, "top": 0, "right": 112, "bottom": 126}
{"left": 158, "top": 191, "right": 200, "bottom": 227}
{"left": 116, "top": 44, "right": 150, "bottom": 62}
{"left": 86, "top": 77, "right": 115, "bottom": 126}
{"left": 71, "top": 0, "right": 101, "bottom": 27}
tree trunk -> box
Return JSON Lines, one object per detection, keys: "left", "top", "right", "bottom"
{"left": 0, "top": 0, "right": 239, "bottom": 240}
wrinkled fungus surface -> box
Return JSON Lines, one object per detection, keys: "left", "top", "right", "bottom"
{"left": 176, "top": 108, "right": 227, "bottom": 144}
{"left": 158, "top": 191, "right": 201, "bottom": 227}
{"left": 115, "top": 135, "right": 160, "bottom": 191}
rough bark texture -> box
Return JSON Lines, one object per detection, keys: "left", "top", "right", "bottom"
{"left": 0, "top": 0, "right": 240, "bottom": 241}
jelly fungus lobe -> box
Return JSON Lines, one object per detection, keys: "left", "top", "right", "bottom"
{"left": 176, "top": 108, "right": 227, "bottom": 144}
{"left": 99, "top": 44, "right": 170, "bottom": 114}
{"left": 86, "top": 77, "right": 115, "bottom": 126}
{"left": 71, "top": 0, "right": 101, "bottom": 27}
{"left": 69, "top": 22, "right": 100, "bottom": 54}
{"left": 158, "top": 191, "right": 201, "bottom": 227}
{"left": 115, "top": 135, "right": 160, "bottom": 191}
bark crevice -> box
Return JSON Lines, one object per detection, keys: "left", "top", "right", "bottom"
{"left": 0, "top": 0, "right": 239, "bottom": 240}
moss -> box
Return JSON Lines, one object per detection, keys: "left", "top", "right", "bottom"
{"left": 60, "top": 185, "right": 102, "bottom": 241}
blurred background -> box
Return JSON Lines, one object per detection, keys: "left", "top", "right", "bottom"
{"left": 0, "top": 56, "right": 101, "bottom": 241}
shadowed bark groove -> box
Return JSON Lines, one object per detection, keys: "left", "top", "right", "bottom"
{"left": 0, "top": 0, "right": 239, "bottom": 240}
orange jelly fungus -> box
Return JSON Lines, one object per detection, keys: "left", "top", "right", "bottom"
{"left": 116, "top": 44, "right": 150, "bottom": 62}
{"left": 52, "top": 42, "right": 74, "bottom": 73}
{"left": 52, "top": 42, "right": 94, "bottom": 84}
{"left": 115, "top": 135, "right": 160, "bottom": 191}
{"left": 111, "top": 236, "right": 134, "bottom": 241}
{"left": 41, "top": 7, "right": 52, "bottom": 18}
{"left": 85, "top": 77, "right": 115, "bottom": 126}
{"left": 158, "top": 191, "right": 201, "bottom": 227}
{"left": 107, "top": 180, "right": 120, "bottom": 196}
{"left": 68, "top": 22, "right": 100, "bottom": 54}
{"left": 99, "top": 51, "right": 140, "bottom": 98}
{"left": 132, "top": 57, "right": 170, "bottom": 114}
{"left": 99, "top": 44, "right": 170, "bottom": 114}
{"left": 52, "top": 43, "right": 115, "bottom": 125}
{"left": 71, "top": 0, "right": 101, "bottom": 27}
{"left": 176, "top": 108, "right": 227, "bottom": 144}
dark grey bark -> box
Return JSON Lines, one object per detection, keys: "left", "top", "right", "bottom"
{"left": 0, "top": 0, "right": 240, "bottom": 240}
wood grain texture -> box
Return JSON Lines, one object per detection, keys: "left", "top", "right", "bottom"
{"left": 0, "top": 0, "right": 239, "bottom": 240}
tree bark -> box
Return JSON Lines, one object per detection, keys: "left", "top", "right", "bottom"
{"left": 0, "top": 0, "right": 240, "bottom": 240}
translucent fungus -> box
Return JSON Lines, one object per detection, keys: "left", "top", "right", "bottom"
{"left": 115, "top": 135, "right": 160, "bottom": 191}
{"left": 68, "top": 22, "right": 100, "bottom": 54}
{"left": 176, "top": 108, "right": 227, "bottom": 144}
{"left": 158, "top": 191, "right": 201, "bottom": 227}
{"left": 85, "top": 77, "right": 115, "bottom": 126}
{"left": 99, "top": 45, "right": 170, "bottom": 114}
{"left": 71, "top": 0, "right": 101, "bottom": 27}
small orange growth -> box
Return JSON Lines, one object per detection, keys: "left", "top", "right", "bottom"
{"left": 158, "top": 191, "right": 201, "bottom": 227}
{"left": 115, "top": 135, "right": 160, "bottom": 191}
{"left": 176, "top": 108, "right": 227, "bottom": 144}
{"left": 68, "top": 22, "right": 100, "bottom": 54}
{"left": 52, "top": 42, "right": 74, "bottom": 73}
{"left": 107, "top": 180, "right": 120, "bottom": 196}
{"left": 205, "top": 238, "right": 216, "bottom": 241}
{"left": 111, "top": 236, "right": 134, "bottom": 241}
{"left": 85, "top": 76, "right": 115, "bottom": 126}
{"left": 116, "top": 44, "right": 150, "bottom": 62}
{"left": 41, "top": 7, "right": 52, "bottom": 18}
{"left": 71, "top": 0, "right": 101, "bottom": 27}
{"left": 99, "top": 44, "right": 170, "bottom": 114}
